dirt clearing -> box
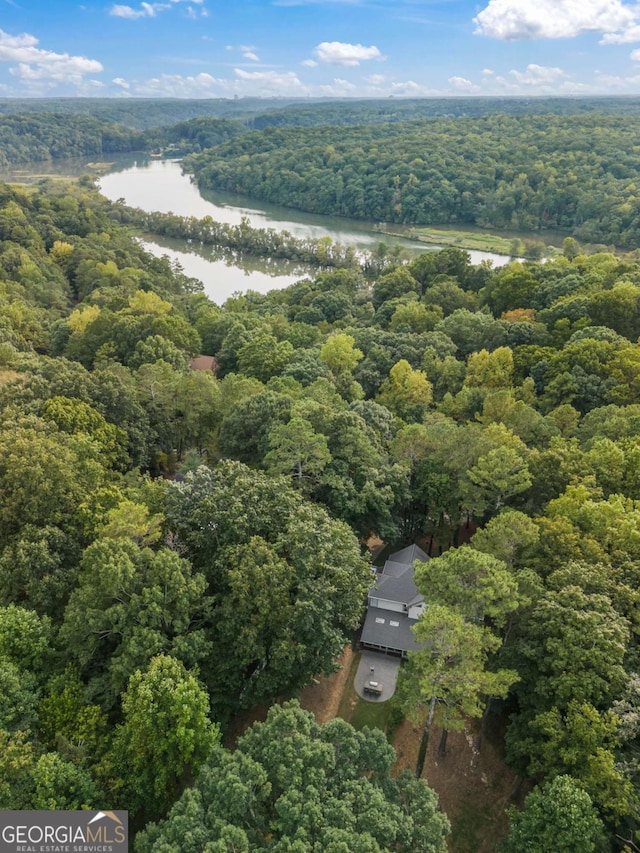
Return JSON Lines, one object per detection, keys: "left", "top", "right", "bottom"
{"left": 297, "top": 645, "right": 355, "bottom": 724}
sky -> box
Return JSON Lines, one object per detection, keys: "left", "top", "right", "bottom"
{"left": 3, "top": 0, "right": 640, "bottom": 98}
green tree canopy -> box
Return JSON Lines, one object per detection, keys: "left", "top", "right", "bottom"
{"left": 165, "top": 462, "right": 371, "bottom": 711}
{"left": 135, "top": 701, "right": 450, "bottom": 853}
{"left": 112, "top": 654, "right": 218, "bottom": 817}
{"left": 415, "top": 545, "right": 520, "bottom": 628}
{"left": 502, "top": 775, "right": 606, "bottom": 853}
{"left": 59, "top": 539, "right": 212, "bottom": 707}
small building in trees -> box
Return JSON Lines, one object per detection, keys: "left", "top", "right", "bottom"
{"left": 360, "top": 544, "right": 428, "bottom": 657}
{"left": 189, "top": 355, "right": 218, "bottom": 373}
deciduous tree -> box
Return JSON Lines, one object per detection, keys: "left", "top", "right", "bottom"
{"left": 112, "top": 654, "right": 218, "bottom": 817}
{"left": 502, "top": 775, "right": 606, "bottom": 853}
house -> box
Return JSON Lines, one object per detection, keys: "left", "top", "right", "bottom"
{"left": 360, "top": 543, "right": 429, "bottom": 657}
{"left": 189, "top": 355, "right": 218, "bottom": 373}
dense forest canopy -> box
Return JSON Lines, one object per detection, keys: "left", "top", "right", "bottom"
{"left": 8, "top": 100, "right": 640, "bottom": 257}
{"left": 246, "top": 95, "right": 640, "bottom": 129}
{"left": 3, "top": 98, "right": 640, "bottom": 850}
{"left": 0, "top": 114, "right": 143, "bottom": 169}
{"left": 188, "top": 114, "right": 640, "bottom": 247}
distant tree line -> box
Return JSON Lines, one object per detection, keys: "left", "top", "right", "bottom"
{"left": 0, "top": 96, "right": 304, "bottom": 130}
{"left": 0, "top": 114, "right": 143, "bottom": 169}
{"left": 4, "top": 94, "right": 640, "bottom": 131}
{"left": 247, "top": 95, "right": 640, "bottom": 130}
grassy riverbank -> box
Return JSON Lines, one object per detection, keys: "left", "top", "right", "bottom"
{"left": 378, "top": 225, "right": 560, "bottom": 259}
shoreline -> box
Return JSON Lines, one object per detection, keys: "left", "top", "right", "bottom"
{"left": 377, "top": 225, "right": 560, "bottom": 260}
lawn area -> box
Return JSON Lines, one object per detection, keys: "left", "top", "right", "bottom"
{"left": 335, "top": 651, "right": 396, "bottom": 733}
{"left": 350, "top": 696, "right": 395, "bottom": 731}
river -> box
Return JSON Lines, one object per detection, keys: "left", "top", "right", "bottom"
{"left": 96, "top": 157, "right": 518, "bottom": 303}
{"left": 3, "top": 154, "right": 519, "bottom": 303}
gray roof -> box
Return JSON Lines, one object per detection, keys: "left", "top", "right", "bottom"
{"left": 370, "top": 543, "right": 429, "bottom": 608}
{"left": 361, "top": 607, "right": 422, "bottom": 654}
{"left": 387, "top": 543, "right": 430, "bottom": 566}
{"left": 375, "top": 567, "right": 421, "bottom": 607}
{"left": 382, "top": 560, "right": 411, "bottom": 579}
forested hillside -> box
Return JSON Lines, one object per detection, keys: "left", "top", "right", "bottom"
{"left": 188, "top": 114, "right": 640, "bottom": 247}
{"left": 0, "top": 114, "right": 248, "bottom": 169}
{"left": 0, "top": 114, "right": 143, "bottom": 169}
{"left": 4, "top": 95, "right": 640, "bottom": 131}
{"left": 2, "top": 174, "right": 640, "bottom": 849}
{"left": 144, "top": 116, "right": 247, "bottom": 154}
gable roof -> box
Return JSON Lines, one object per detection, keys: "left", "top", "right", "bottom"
{"left": 190, "top": 355, "right": 218, "bottom": 372}
{"left": 381, "top": 560, "right": 412, "bottom": 579}
{"left": 387, "top": 543, "right": 430, "bottom": 566}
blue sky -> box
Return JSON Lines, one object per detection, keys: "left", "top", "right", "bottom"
{"left": 2, "top": 0, "right": 640, "bottom": 98}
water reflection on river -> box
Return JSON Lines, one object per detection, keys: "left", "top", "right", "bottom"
{"left": 137, "top": 233, "right": 311, "bottom": 296}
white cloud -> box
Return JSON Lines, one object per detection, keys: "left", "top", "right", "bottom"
{"left": 313, "top": 41, "right": 383, "bottom": 66}
{"left": 110, "top": 0, "right": 205, "bottom": 19}
{"left": 590, "top": 69, "right": 640, "bottom": 88}
{"left": 225, "top": 44, "right": 261, "bottom": 61}
{"left": 110, "top": 3, "right": 162, "bottom": 17}
{"left": 602, "top": 23, "right": 640, "bottom": 41}
{"left": 448, "top": 75, "right": 480, "bottom": 92}
{"left": 301, "top": 58, "right": 318, "bottom": 67}
{"left": 0, "top": 29, "right": 103, "bottom": 84}
{"left": 484, "top": 64, "right": 568, "bottom": 93}
{"left": 0, "top": 30, "right": 38, "bottom": 51}
{"left": 129, "top": 71, "right": 225, "bottom": 97}
{"left": 365, "top": 73, "right": 386, "bottom": 84}
{"left": 474, "top": 0, "right": 638, "bottom": 41}
{"left": 631, "top": 46, "right": 640, "bottom": 57}
{"left": 234, "top": 67, "right": 306, "bottom": 94}
{"left": 318, "top": 77, "right": 357, "bottom": 96}
{"left": 448, "top": 63, "right": 592, "bottom": 95}
{"left": 108, "top": 67, "right": 307, "bottom": 98}
{"left": 509, "top": 63, "right": 566, "bottom": 84}
{"left": 389, "top": 79, "right": 433, "bottom": 95}
{"left": 274, "top": 0, "right": 361, "bottom": 5}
